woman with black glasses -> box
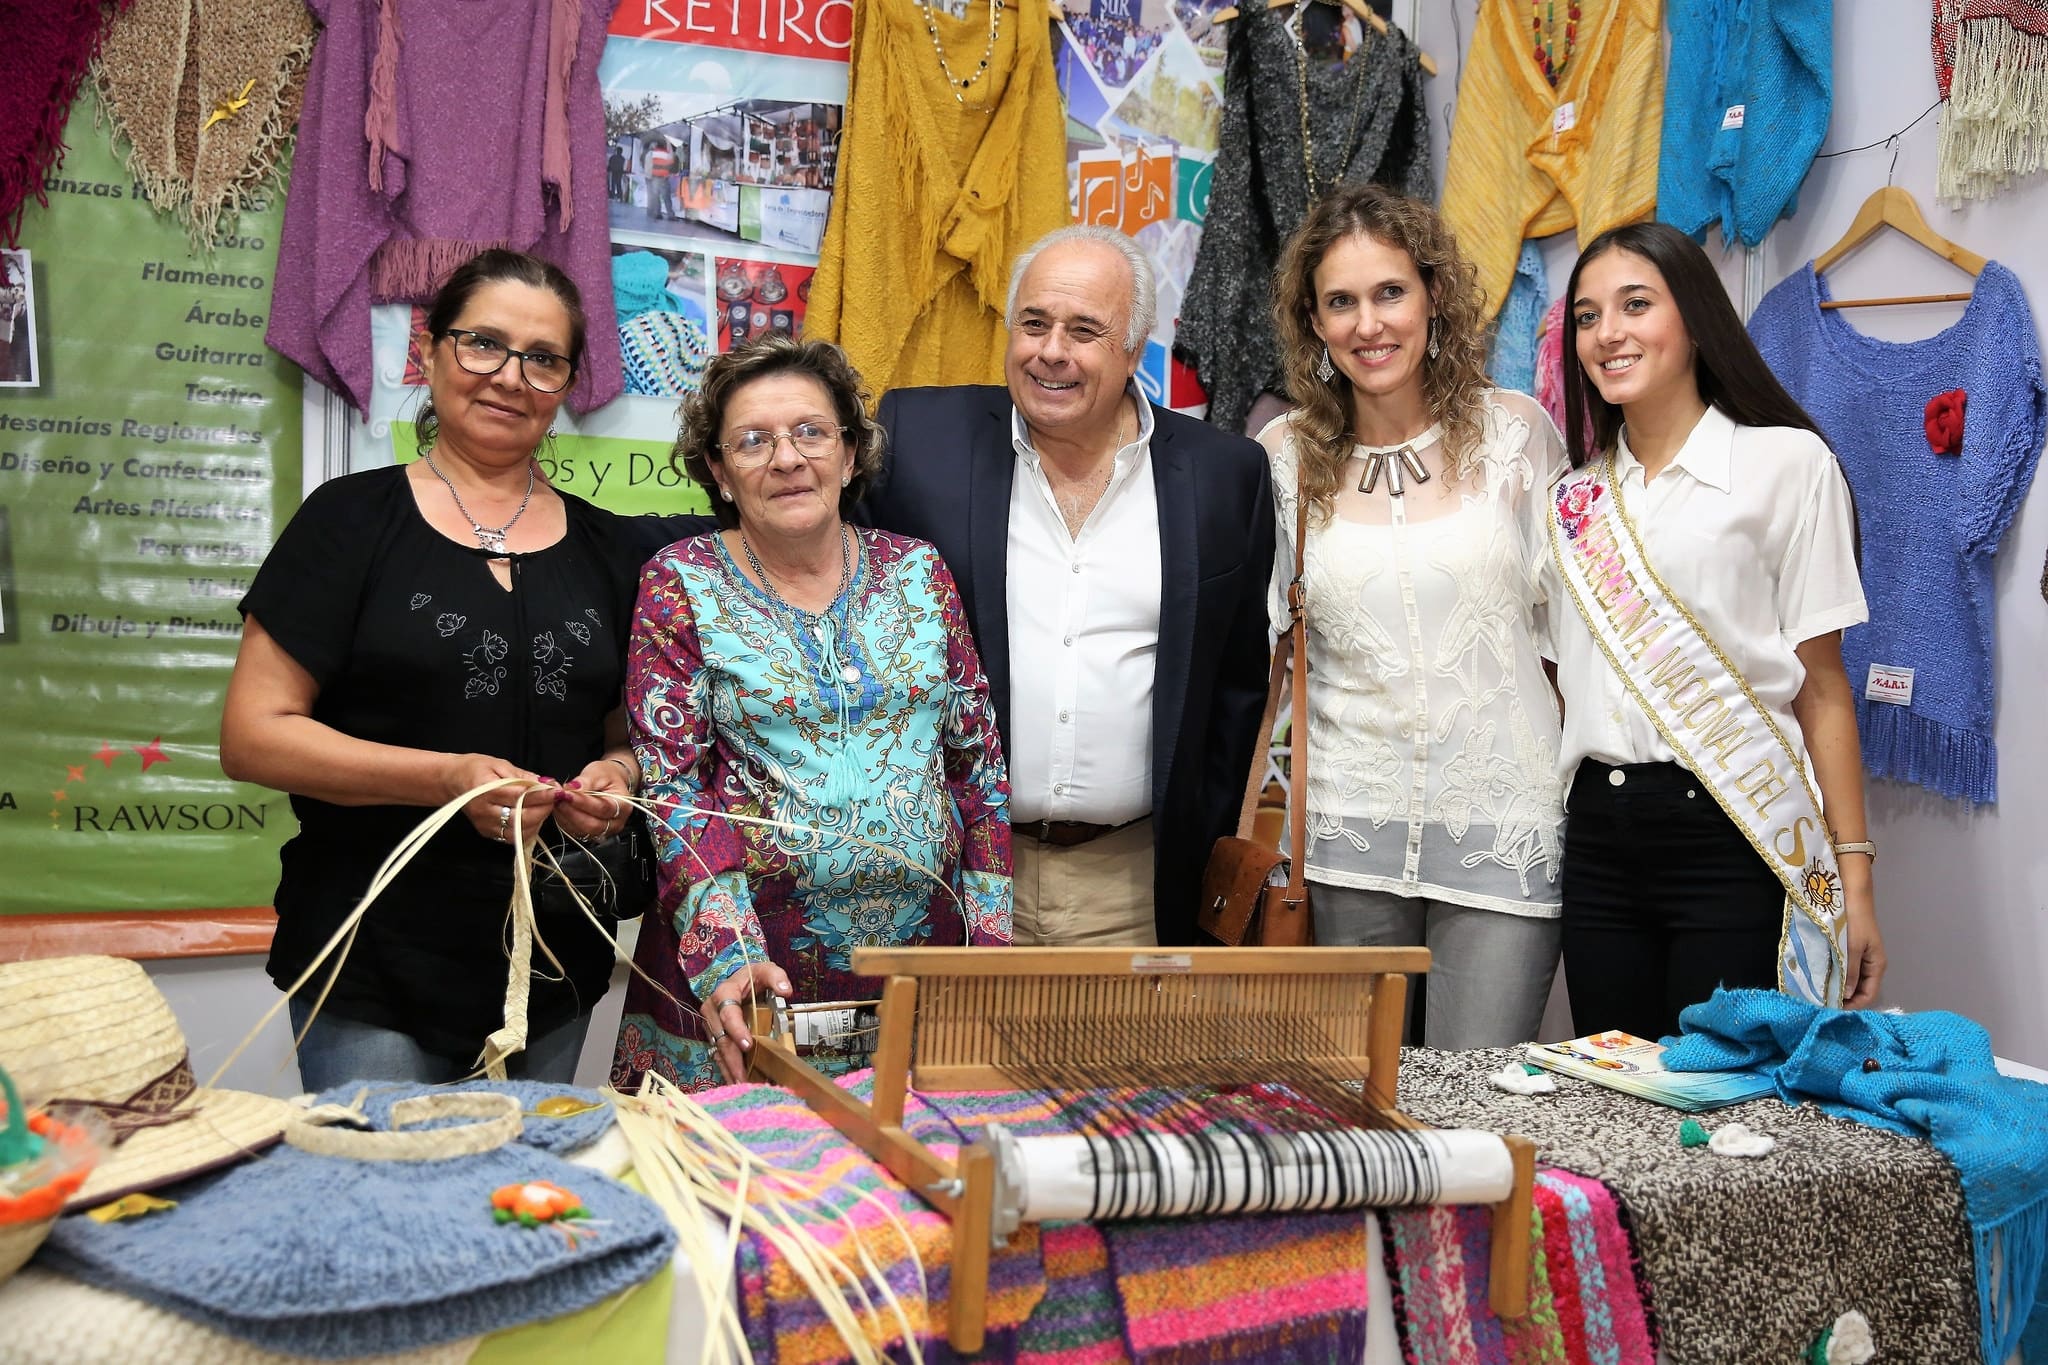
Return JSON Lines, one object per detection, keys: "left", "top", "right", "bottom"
{"left": 610, "top": 334, "right": 1013, "bottom": 1093}
{"left": 223, "top": 249, "right": 644, "bottom": 1088}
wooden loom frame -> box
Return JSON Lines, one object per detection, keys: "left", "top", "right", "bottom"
{"left": 746, "top": 946, "right": 1536, "bottom": 1353}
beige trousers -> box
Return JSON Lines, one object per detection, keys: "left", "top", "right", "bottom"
{"left": 1010, "top": 818, "right": 1157, "bottom": 946}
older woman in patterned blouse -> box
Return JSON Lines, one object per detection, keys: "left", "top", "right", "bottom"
{"left": 611, "top": 335, "right": 1012, "bottom": 1091}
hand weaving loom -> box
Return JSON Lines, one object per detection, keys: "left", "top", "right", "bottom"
{"left": 745, "top": 946, "right": 1537, "bottom": 1352}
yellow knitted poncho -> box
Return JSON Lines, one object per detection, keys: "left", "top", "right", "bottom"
{"left": 1441, "top": 0, "right": 1664, "bottom": 323}
{"left": 807, "top": 0, "right": 1070, "bottom": 394}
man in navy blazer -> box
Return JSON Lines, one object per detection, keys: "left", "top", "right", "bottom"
{"left": 865, "top": 226, "right": 1275, "bottom": 947}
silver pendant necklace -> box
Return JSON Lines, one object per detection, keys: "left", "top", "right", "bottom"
{"left": 1353, "top": 423, "right": 1443, "bottom": 497}
{"left": 425, "top": 452, "right": 535, "bottom": 554}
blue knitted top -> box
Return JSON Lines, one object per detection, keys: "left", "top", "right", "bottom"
{"left": 1665, "top": 988, "right": 2048, "bottom": 1364}
{"left": 1659, "top": 0, "right": 1833, "bottom": 247}
{"left": 1750, "top": 262, "right": 2046, "bottom": 804}
{"left": 1487, "top": 240, "right": 1548, "bottom": 395}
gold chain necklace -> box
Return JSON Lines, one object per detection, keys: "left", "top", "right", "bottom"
{"left": 916, "top": 0, "right": 1003, "bottom": 108}
{"left": 1291, "top": 4, "right": 1371, "bottom": 202}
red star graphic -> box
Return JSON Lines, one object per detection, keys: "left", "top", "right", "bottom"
{"left": 94, "top": 742, "right": 119, "bottom": 768}
{"left": 67, "top": 764, "right": 86, "bottom": 782}
{"left": 135, "top": 737, "right": 170, "bottom": 771}
{"left": 52, "top": 789, "right": 67, "bottom": 803}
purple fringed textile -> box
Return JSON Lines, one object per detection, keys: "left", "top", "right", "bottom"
{"left": 268, "top": 0, "right": 620, "bottom": 415}
{"left": 0, "top": 0, "right": 130, "bottom": 247}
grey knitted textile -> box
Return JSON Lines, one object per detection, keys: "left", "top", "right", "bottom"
{"left": 1396, "top": 1047, "right": 1980, "bottom": 1364}
{"left": 1176, "top": 6, "right": 1431, "bottom": 434}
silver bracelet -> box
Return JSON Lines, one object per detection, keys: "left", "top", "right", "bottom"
{"left": 603, "top": 755, "right": 638, "bottom": 793}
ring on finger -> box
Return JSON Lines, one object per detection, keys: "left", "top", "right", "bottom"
{"left": 717, "top": 999, "right": 744, "bottom": 1014}
{"left": 708, "top": 1030, "right": 725, "bottom": 1043}
{"left": 496, "top": 806, "right": 512, "bottom": 842}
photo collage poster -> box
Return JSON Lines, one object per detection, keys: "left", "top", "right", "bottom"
{"left": 1055, "top": 0, "right": 1224, "bottom": 413}
{"left": 360, "top": 0, "right": 852, "bottom": 514}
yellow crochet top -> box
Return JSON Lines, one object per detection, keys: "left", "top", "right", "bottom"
{"left": 807, "top": 0, "right": 1071, "bottom": 395}
{"left": 1441, "top": 0, "right": 1664, "bottom": 323}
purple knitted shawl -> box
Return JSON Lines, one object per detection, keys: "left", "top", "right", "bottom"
{"left": 267, "top": 0, "right": 620, "bottom": 414}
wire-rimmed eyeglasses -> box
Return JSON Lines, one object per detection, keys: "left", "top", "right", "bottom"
{"left": 442, "top": 329, "right": 576, "bottom": 393}
{"left": 715, "top": 422, "right": 849, "bottom": 468}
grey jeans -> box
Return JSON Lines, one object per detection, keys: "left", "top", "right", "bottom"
{"left": 1310, "top": 884, "right": 1559, "bottom": 1049}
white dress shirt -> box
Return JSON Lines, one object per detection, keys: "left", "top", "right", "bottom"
{"left": 1541, "top": 404, "right": 1868, "bottom": 779}
{"left": 1005, "top": 390, "right": 1161, "bottom": 825}
{"left": 1264, "top": 390, "right": 1567, "bottom": 917}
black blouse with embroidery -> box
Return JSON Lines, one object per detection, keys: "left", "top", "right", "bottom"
{"left": 240, "top": 466, "right": 651, "bottom": 1059}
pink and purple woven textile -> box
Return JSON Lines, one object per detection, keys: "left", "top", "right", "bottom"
{"left": 693, "top": 1073, "right": 1654, "bottom": 1365}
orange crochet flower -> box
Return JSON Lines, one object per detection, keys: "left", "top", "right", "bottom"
{"left": 490, "top": 1180, "right": 589, "bottom": 1227}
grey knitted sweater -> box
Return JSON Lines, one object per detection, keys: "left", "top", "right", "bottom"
{"left": 1176, "top": 7, "right": 1432, "bottom": 433}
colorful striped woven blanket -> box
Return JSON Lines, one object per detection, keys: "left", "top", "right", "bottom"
{"left": 695, "top": 1073, "right": 1655, "bottom": 1364}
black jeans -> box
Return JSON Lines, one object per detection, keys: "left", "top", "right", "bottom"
{"left": 1560, "top": 760, "right": 1783, "bottom": 1041}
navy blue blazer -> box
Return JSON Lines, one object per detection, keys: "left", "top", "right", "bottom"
{"left": 866, "top": 384, "right": 1276, "bottom": 944}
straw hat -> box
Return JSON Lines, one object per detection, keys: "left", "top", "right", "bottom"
{"left": 0, "top": 956, "right": 294, "bottom": 1211}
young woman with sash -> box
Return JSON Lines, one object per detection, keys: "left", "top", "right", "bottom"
{"left": 1548, "top": 222, "right": 1886, "bottom": 1040}
{"left": 1262, "top": 185, "right": 1568, "bottom": 1048}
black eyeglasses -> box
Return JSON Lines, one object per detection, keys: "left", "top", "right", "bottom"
{"left": 441, "top": 329, "right": 576, "bottom": 393}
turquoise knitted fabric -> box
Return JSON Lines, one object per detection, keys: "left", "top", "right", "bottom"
{"left": 312, "top": 1079, "right": 616, "bottom": 1153}
{"left": 1659, "top": 0, "right": 1833, "bottom": 247}
{"left": 1750, "top": 262, "right": 2046, "bottom": 803}
{"left": 611, "top": 249, "right": 685, "bottom": 324}
{"left": 42, "top": 1127, "right": 675, "bottom": 1357}
{"left": 1487, "top": 240, "right": 1547, "bottom": 394}
{"left": 1664, "top": 988, "right": 2048, "bottom": 1365}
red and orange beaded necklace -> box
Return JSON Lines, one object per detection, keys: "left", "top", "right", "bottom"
{"left": 1531, "top": 0, "right": 1580, "bottom": 86}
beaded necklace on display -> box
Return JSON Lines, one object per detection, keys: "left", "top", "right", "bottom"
{"left": 1291, "top": 4, "right": 1370, "bottom": 202}
{"left": 917, "top": 0, "right": 1002, "bottom": 107}
{"left": 1531, "top": 0, "right": 1579, "bottom": 86}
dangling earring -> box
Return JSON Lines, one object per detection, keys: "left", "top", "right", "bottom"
{"left": 1426, "top": 317, "right": 1442, "bottom": 361}
{"left": 1315, "top": 346, "right": 1335, "bottom": 383}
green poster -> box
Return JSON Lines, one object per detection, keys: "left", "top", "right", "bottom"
{"left": 0, "top": 101, "right": 302, "bottom": 915}
{"left": 390, "top": 422, "right": 712, "bottom": 518}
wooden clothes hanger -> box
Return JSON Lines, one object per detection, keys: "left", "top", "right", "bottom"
{"left": 1207, "top": 0, "right": 1439, "bottom": 76}
{"left": 1811, "top": 185, "right": 1986, "bottom": 311}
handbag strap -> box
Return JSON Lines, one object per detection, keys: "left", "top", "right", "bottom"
{"left": 1234, "top": 455, "right": 1311, "bottom": 903}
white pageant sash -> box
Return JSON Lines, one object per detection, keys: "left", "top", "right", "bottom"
{"left": 1550, "top": 460, "right": 1845, "bottom": 1007}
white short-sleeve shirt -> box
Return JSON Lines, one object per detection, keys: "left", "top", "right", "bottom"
{"left": 1540, "top": 404, "right": 1868, "bottom": 780}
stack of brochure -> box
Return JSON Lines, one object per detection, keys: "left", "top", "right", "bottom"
{"left": 1524, "top": 1031, "right": 1777, "bottom": 1113}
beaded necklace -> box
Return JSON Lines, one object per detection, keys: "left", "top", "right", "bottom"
{"left": 1531, "top": 0, "right": 1580, "bottom": 87}
{"left": 1291, "top": 3, "right": 1371, "bottom": 202}
{"left": 916, "top": 0, "right": 1003, "bottom": 109}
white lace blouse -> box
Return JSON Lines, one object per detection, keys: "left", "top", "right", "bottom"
{"left": 1262, "top": 388, "right": 1567, "bottom": 917}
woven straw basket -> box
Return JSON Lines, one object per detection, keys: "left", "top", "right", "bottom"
{"left": 0, "top": 1214, "right": 54, "bottom": 1284}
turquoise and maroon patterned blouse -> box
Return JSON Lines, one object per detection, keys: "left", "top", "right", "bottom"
{"left": 611, "top": 528, "right": 1011, "bottom": 1091}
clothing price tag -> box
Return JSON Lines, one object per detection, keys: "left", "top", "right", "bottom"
{"left": 1553, "top": 102, "right": 1577, "bottom": 134}
{"left": 1865, "top": 663, "right": 1915, "bottom": 706}
{"left": 1721, "top": 104, "right": 1747, "bottom": 130}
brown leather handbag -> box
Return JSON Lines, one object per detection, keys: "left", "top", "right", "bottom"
{"left": 1197, "top": 464, "right": 1310, "bottom": 948}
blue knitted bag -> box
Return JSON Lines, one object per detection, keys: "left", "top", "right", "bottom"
{"left": 43, "top": 1098, "right": 675, "bottom": 1358}
{"left": 311, "top": 1079, "right": 616, "bottom": 1154}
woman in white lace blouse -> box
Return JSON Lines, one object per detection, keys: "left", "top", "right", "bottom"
{"left": 1262, "top": 185, "right": 1565, "bottom": 1048}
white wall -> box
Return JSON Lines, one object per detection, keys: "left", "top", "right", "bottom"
{"left": 145, "top": 949, "right": 636, "bottom": 1098}
{"left": 1420, "top": 0, "right": 2048, "bottom": 1063}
